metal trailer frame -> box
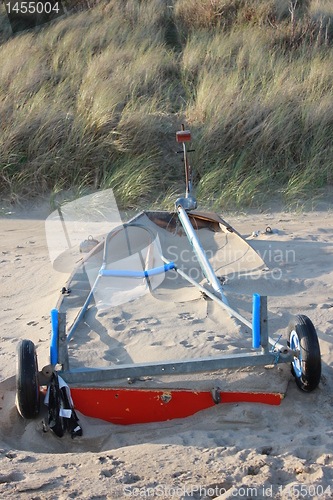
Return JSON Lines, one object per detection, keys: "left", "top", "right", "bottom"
{"left": 47, "top": 127, "right": 299, "bottom": 389}
{"left": 52, "top": 261, "right": 296, "bottom": 386}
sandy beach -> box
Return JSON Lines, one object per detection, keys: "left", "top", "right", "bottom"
{"left": 0, "top": 197, "right": 333, "bottom": 499}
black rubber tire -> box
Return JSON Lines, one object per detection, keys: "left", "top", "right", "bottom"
{"left": 288, "top": 315, "right": 321, "bottom": 392}
{"left": 16, "top": 340, "right": 40, "bottom": 418}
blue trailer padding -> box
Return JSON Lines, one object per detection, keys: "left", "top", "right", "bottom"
{"left": 50, "top": 308, "right": 59, "bottom": 365}
{"left": 252, "top": 294, "right": 261, "bottom": 349}
{"left": 100, "top": 262, "right": 176, "bottom": 278}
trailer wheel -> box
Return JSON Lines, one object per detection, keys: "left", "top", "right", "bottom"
{"left": 288, "top": 315, "right": 321, "bottom": 392}
{"left": 16, "top": 340, "right": 40, "bottom": 418}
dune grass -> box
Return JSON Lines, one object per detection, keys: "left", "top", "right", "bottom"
{"left": 0, "top": 0, "right": 332, "bottom": 209}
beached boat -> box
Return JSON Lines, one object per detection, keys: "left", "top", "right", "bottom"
{"left": 15, "top": 126, "right": 321, "bottom": 430}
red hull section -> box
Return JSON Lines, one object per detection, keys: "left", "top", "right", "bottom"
{"left": 70, "top": 387, "right": 283, "bottom": 425}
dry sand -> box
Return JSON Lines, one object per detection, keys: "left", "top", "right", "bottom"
{"left": 0, "top": 197, "right": 333, "bottom": 499}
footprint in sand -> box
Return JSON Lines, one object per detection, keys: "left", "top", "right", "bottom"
{"left": 178, "top": 312, "right": 203, "bottom": 325}
{"left": 17, "top": 456, "right": 37, "bottom": 463}
{"left": 111, "top": 316, "right": 127, "bottom": 331}
{"left": 180, "top": 340, "right": 193, "bottom": 348}
{"left": 114, "top": 323, "right": 126, "bottom": 331}
{"left": 135, "top": 317, "right": 160, "bottom": 326}
{"left": 212, "top": 343, "right": 227, "bottom": 351}
{"left": 117, "top": 471, "right": 142, "bottom": 484}
{"left": 178, "top": 312, "right": 192, "bottom": 320}
{"left": 132, "top": 317, "right": 160, "bottom": 334}
{"left": 0, "top": 471, "right": 25, "bottom": 485}
{"left": 104, "top": 346, "right": 130, "bottom": 364}
{"left": 100, "top": 468, "right": 115, "bottom": 477}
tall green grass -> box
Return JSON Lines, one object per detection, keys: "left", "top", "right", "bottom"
{"left": 0, "top": 0, "right": 332, "bottom": 208}
{"left": 184, "top": 27, "right": 333, "bottom": 207}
